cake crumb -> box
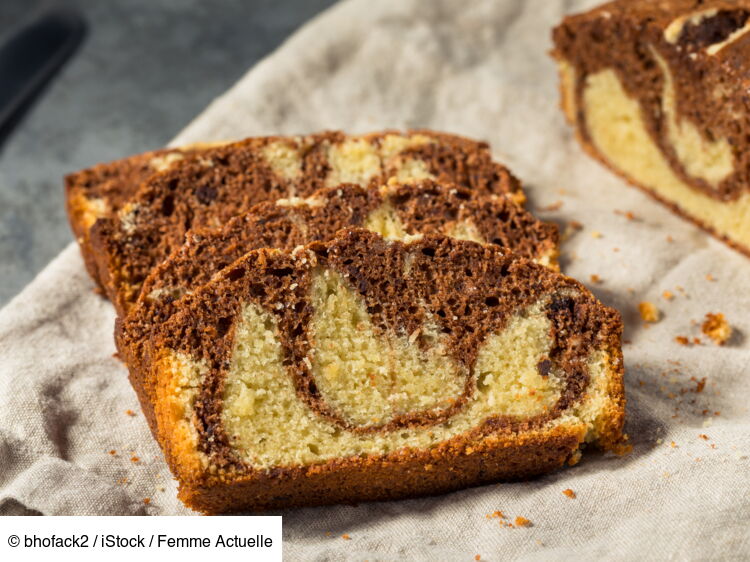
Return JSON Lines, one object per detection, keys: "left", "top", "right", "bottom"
{"left": 562, "top": 488, "right": 576, "bottom": 499}
{"left": 705, "top": 274, "right": 716, "bottom": 282}
{"left": 692, "top": 377, "right": 706, "bottom": 393}
{"left": 143, "top": 498, "right": 150, "bottom": 505}
{"left": 670, "top": 441, "right": 677, "bottom": 448}
{"left": 675, "top": 336, "right": 690, "bottom": 346}
{"left": 590, "top": 274, "right": 602, "bottom": 284}
{"left": 615, "top": 209, "right": 637, "bottom": 221}
{"left": 341, "top": 534, "right": 351, "bottom": 541}
{"left": 590, "top": 230, "right": 602, "bottom": 239}
{"left": 639, "top": 302, "right": 660, "bottom": 323}
{"left": 108, "top": 450, "right": 116, "bottom": 455}
{"left": 475, "top": 555, "right": 481, "bottom": 561}
{"left": 125, "top": 409, "right": 136, "bottom": 417}
{"left": 514, "top": 516, "right": 532, "bottom": 527}
{"left": 662, "top": 290, "right": 674, "bottom": 301}
{"left": 130, "top": 455, "right": 140, "bottom": 463}
{"left": 698, "top": 434, "right": 709, "bottom": 440}
{"left": 487, "top": 510, "right": 505, "bottom": 520}
{"left": 542, "top": 200, "right": 563, "bottom": 211}
{"left": 701, "top": 313, "right": 732, "bottom": 345}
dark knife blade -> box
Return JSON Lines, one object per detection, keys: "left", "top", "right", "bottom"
{"left": 0, "top": 7, "right": 86, "bottom": 140}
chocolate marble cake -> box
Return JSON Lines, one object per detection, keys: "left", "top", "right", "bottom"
{"left": 553, "top": 0, "right": 750, "bottom": 255}
{"left": 66, "top": 131, "right": 524, "bottom": 314}
{"left": 117, "top": 179, "right": 559, "bottom": 420}
{"left": 141, "top": 229, "right": 625, "bottom": 513}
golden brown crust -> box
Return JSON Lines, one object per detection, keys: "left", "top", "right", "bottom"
{"left": 177, "top": 424, "right": 587, "bottom": 514}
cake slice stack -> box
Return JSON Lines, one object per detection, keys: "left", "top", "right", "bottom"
{"left": 65, "top": 130, "right": 626, "bottom": 513}
{"left": 66, "top": 130, "right": 525, "bottom": 314}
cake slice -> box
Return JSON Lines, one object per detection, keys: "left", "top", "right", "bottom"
{"left": 552, "top": 0, "right": 750, "bottom": 256}
{"left": 141, "top": 229, "right": 625, "bottom": 513}
{"left": 116, "top": 179, "right": 559, "bottom": 416}
{"left": 65, "top": 142, "right": 227, "bottom": 290}
{"left": 69, "top": 130, "right": 524, "bottom": 313}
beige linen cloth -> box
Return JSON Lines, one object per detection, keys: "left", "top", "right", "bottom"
{"left": 1, "top": 0, "right": 749, "bottom": 559}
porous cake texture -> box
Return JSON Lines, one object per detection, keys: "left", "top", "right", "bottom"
{"left": 141, "top": 229, "right": 625, "bottom": 514}
{"left": 553, "top": 0, "right": 750, "bottom": 255}
{"left": 66, "top": 130, "right": 524, "bottom": 314}
{"left": 116, "top": 179, "right": 558, "bottom": 408}
{"left": 65, "top": 142, "right": 228, "bottom": 288}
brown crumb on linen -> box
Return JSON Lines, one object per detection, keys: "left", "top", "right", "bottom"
{"left": 562, "top": 488, "right": 576, "bottom": 499}
{"left": 662, "top": 290, "right": 674, "bottom": 301}
{"left": 615, "top": 209, "right": 637, "bottom": 220}
{"left": 698, "top": 434, "right": 709, "bottom": 440}
{"left": 130, "top": 455, "right": 140, "bottom": 463}
{"left": 514, "top": 516, "right": 532, "bottom": 527}
{"left": 341, "top": 534, "right": 351, "bottom": 541}
{"left": 108, "top": 450, "right": 116, "bottom": 455}
{"left": 590, "top": 230, "right": 602, "bottom": 239}
{"left": 612, "top": 441, "right": 633, "bottom": 456}
{"left": 542, "top": 200, "right": 563, "bottom": 211}
{"left": 702, "top": 313, "right": 732, "bottom": 345}
{"left": 143, "top": 498, "right": 151, "bottom": 505}
{"left": 487, "top": 510, "right": 505, "bottom": 520}
{"left": 692, "top": 377, "right": 707, "bottom": 393}
{"left": 590, "top": 274, "right": 602, "bottom": 284}
{"left": 475, "top": 555, "right": 481, "bottom": 561}
{"left": 639, "top": 302, "right": 660, "bottom": 323}
{"left": 125, "top": 409, "right": 136, "bottom": 417}
{"left": 705, "top": 274, "right": 715, "bottom": 282}
{"left": 675, "top": 336, "right": 690, "bottom": 346}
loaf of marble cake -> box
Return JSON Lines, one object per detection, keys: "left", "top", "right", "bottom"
{"left": 553, "top": 0, "right": 750, "bottom": 256}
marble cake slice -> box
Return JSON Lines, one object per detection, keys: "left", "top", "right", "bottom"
{"left": 116, "top": 179, "right": 559, "bottom": 417}
{"left": 65, "top": 142, "right": 227, "bottom": 291}
{"left": 69, "top": 130, "right": 524, "bottom": 314}
{"left": 141, "top": 229, "right": 625, "bottom": 514}
{"left": 552, "top": 0, "right": 750, "bottom": 256}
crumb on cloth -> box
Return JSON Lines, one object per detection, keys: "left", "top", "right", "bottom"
{"left": 702, "top": 313, "right": 732, "bottom": 345}
{"left": 639, "top": 302, "right": 660, "bottom": 323}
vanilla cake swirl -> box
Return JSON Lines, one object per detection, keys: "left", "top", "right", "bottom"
{"left": 142, "top": 229, "right": 625, "bottom": 514}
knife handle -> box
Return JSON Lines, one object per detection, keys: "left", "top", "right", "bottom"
{"left": 0, "top": 7, "right": 86, "bottom": 137}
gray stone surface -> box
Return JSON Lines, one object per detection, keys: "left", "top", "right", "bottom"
{"left": 0, "top": 0, "right": 335, "bottom": 306}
